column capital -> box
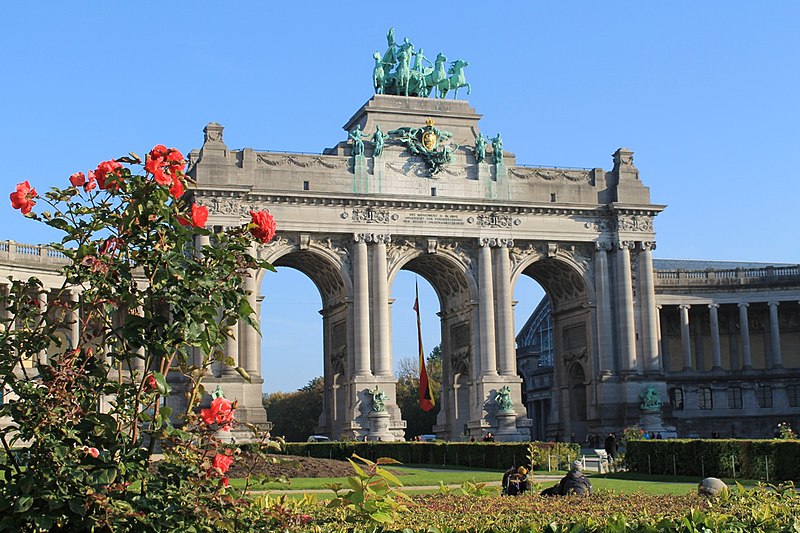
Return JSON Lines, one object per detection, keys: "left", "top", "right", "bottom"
{"left": 768, "top": 301, "right": 780, "bottom": 308}
{"left": 594, "top": 240, "right": 613, "bottom": 251}
{"left": 371, "top": 234, "right": 392, "bottom": 244}
{"left": 678, "top": 303, "right": 691, "bottom": 310}
{"left": 478, "top": 237, "right": 513, "bottom": 248}
{"left": 639, "top": 241, "right": 657, "bottom": 251}
{"left": 708, "top": 303, "right": 720, "bottom": 310}
{"left": 738, "top": 302, "right": 749, "bottom": 309}
{"left": 617, "top": 240, "right": 635, "bottom": 250}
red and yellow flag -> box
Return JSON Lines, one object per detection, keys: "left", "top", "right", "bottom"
{"left": 413, "top": 281, "right": 435, "bottom": 412}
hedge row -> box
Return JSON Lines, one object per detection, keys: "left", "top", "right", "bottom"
{"left": 626, "top": 439, "right": 800, "bottom": 482}
{"left": 275, "top": 441, "right": 580, "bottom": 470}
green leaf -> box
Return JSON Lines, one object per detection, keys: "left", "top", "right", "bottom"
{"left": 235, "top": 367, "right": 252, "bottom": 383}
{"left": 15, "top": 496, "right": 33, "bottom": 513}
{"left": 153, "top": 372, "right": 170, "bottom": 396}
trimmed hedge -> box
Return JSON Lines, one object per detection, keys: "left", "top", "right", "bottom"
{"left": 626, "top": 439, "right": 800, "bottom": 482}
{"left": 278, "top": 441, "right": 580, "bottom": 470}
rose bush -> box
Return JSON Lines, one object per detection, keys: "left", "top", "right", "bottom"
{"left": 0, "top": 146, "right": 289, "bottom": 530}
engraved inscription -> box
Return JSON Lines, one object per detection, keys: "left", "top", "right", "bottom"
{"left": 401, "top": 213, "right": 466, "bottom": 226}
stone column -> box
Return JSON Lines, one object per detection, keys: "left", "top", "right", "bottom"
{"left": 478, "top": 239, "right": 497, "bottom": 376}
{"left": 69, "top": 289, "right": 81, "bottom": 349}
{"left": 657, "top": 305, "right": 670, "bottom": 372}
{"left": 494, "top": 243, "right": 516, "bottom": 376}
{"left": 37, "top": 290, "right": 48, "bottom": 364}
{"left": 768, "top": 301, "right": 783, "bottom": 368}
{"left": 679, "top": 304, "right": 692, "bottom": 371}
{"left": 594, "top": 242, "right": 614, "bottom": 374}
{"left": 352, "top": 235, "right": 371, "bottom": 377}
{"left": 242, "top": 248, "right": 260, "bottom": 375}
{"left": 738, "top": 303, "right": 752, "bottom": 369}
{"left": 709, "top": 304, "right": 722, "bottom": 370}
{"left": 615, "top": 241, "right": 637, "bottom": 372}
{"left": 222, "top": 315, "right": 240, "bottom": 376}
{"left": 371, "top": 236, "right": 392, "bottom": 377}
{"left": 638, "top": 242, "right": 660, "bottom": 373}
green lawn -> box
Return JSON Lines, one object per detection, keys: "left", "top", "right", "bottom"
{"left": 230, "top": 465, "right": 503, "bottom": 491}
{"left": 232, "top": 465, "right": 710, "bottom": 496}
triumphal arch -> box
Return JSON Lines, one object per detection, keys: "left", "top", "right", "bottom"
{"left": 187, "top": 33, "right": 665, "bottom": 441}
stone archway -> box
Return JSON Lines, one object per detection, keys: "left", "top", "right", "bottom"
{"left": 188, "top": 94, "right": 665, "bottom": 441}
{"left": 512, "top": 247, "right": 595, "bottom": 441}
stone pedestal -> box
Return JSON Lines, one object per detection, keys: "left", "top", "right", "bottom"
{"left": 495, "top": 410, "right": 529, "bottom": 442}
{"left": 367, "top": 410, "right": 395, "bottom": 441}
{"left": 638, "top": 410, "right": 677, "bottom": 439}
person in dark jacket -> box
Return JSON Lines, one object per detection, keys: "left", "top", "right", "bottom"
{"left": 502, "top": 466, "right": 530, "bottom": 496}
{"left": 541, "top": 461, "right": 592, "bottom": 496}
{"left": 604, "top": 432, "right": 618, "bottom": 466}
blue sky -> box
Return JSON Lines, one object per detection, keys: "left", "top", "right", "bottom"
{"left": 2, "top": 2, "right": 798, "bottom": 392}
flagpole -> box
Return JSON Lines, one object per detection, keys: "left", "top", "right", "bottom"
{"left": 414, "top": 278, "right": 435, "bottom": 412}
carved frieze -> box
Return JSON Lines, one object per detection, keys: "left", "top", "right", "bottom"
{"left": 257, "top": 235, "right": 291, "bottom": 260}
{"left": 585, "top": 218, "right": 617, "bottom": 232}
{"left": 341, "top": 207, "right": 399, "bottom": 224}
{"left": 387, "top": 238, "right": 418, "bottom": 273}
{"left": 508, "top": 168, "right": 591, "bottom": 183}
{"left": 438, "top": 239, "right": 473, "bottom": 270}
{"left": 510, "top": 243, "right": 538, "bottom": 272}
{"left": 466, "top": 213, "right": 521, "bottom": 228}
{"left": 202, "top": 197, "right": 260, "bottom": 216}
{"left": 257, "top": 154, "right": 348, "bottom": 170}
{"left": 618, "top": 215, "right": 654, "bottom": 232}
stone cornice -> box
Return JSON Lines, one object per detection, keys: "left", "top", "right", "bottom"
{"left": 192, "top": 189, "right": 616, "bottom": 218}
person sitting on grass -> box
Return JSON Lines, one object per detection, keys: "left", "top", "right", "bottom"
{"left": 502, "top": 466, "right": 531, "bottom": 496}
{"left": 540, "top": 460, "right": 592, "bottom": 496}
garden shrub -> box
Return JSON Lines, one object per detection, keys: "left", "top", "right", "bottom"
{"left": 626, "top": 439, "right": 800, "bottom": 481}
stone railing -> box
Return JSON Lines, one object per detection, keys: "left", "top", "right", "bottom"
{"left": 655, "top": 265, "right": 800, "bottom": 287}
{"left": 0, "top": 240, "right": 70, "bottom": 267}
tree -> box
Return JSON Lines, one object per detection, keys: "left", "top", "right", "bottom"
{"left": 395, "top": 345, "right": 442, "bottom": 439}
{"left": 263, "top": 377, "right": 323, "bottom": 441}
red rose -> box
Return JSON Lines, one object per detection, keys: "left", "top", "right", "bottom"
{"left": 212, "top": 452, "right": 234, "bottom": 474}
{"left": 85, "top": 171, "right": 97, "bottom": 192}
{"left": 95, "top": 160, "right": 123, "bottom": 190}
{"left": 200, "top": 396, "right": 235, "bottom": 429}
{"left": 220, "top": 476, "right": 230, "bottom": 487}
{"left": 165, "top": 149, "right": 186, "bottom": 174}
{"left": 143, "top": 374, "right": 157, "bottom": 392}
{"left": 83, "top": 446, "right": 100, "bottom": 458}
{"left": 149, "top": 145, "right": 168, "bottom": 160}
{"left": 69, "top": 172, "right": 86, "bottom": 187}
{"left": 249, "top": 210, "right": 276, "bottom": 244}
{"left": 178, "top": 203, "right": 208, "bottom": 228}
{"left": 10, "top": 181, "right": 37, "bottom": 214}
{"left": 145, "top": 155, "right": 173, "bottom": 186}
{"left": 169, "top": 178, "right": 184, "bottom": 198}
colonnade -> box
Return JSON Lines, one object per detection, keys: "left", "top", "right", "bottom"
{"left": 660, "top": 299, "right": 797, "bottom": 372}
{"left": 593, "top": 240, "right": 661, "bottom": 375}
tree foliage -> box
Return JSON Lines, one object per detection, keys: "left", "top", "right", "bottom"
{"left": 395, "top": 345, "right": 442, "bottom": 439}
{"left": 263, "top": 377, "right": 323, "bottom": 442}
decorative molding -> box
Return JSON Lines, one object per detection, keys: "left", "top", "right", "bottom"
{"left": 508, "top": 168, "right": 591, "bottom": 183}
{"left": 256, "top": 154, "right": 348, "bottom": 170}
{"left": 478, "top": 237, "right": 514, "bottom": 248}
{"left": 585, "top": 218, "right": 617, "bottom": 232}
{"left": 618, "top": 215, "right": 654, "bottom": 232}
{"left": 466, "top": 213, "right": 520, "bottom": 228}
{"left": 342, "top": 207, "right": 399, "bottom": 224}
{"left": 387, "top": 238, "right": 418, "bottom": 273}
{"left": 365, "top": 234, "right": 392, "bottom": 244}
